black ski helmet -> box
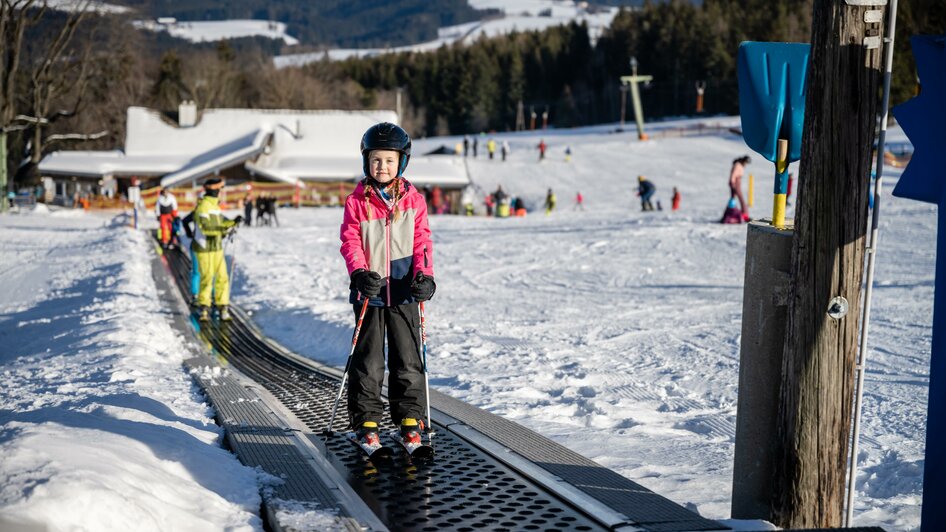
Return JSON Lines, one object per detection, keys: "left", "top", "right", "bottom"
{"left": 361, "top": 122, "right": 411, "bottom": 178}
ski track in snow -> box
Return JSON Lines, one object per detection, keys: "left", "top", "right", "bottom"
{"left": 229, "top": 126, "right": 932, "bottom": 528}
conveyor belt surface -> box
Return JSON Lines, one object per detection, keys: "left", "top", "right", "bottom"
{"left": 157, "top": 243, "right": 727, "bottom": 532}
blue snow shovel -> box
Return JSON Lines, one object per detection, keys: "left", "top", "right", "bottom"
{"left": 738, "top": 41, "right": 811, "bottom": 229}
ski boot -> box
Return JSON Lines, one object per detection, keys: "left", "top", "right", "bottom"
{"left": 399, "top": 418, "right": 423, "bottom": 446}
{"left": 197, "top": 305, "right": 210, "bottom": 322}
{"left": 219, "top": 305, "right": 232, "bottom": 321}
{"left": 356, "top": 421, "right": 382, "bottom": 448}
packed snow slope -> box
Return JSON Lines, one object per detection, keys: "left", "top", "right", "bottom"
{"left": 232, "top": 121, "right": 932, "bottom": 530}
{"left": 0, "top": 209, "right": 267, "bottom": 531}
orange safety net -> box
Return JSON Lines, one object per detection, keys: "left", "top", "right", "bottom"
{"left": 141, "top": 181, "right": 357, "bottom": 212}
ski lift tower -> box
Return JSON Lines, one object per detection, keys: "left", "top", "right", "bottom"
{"left": 620, "top": 56, "right": 653, "bottom": 141}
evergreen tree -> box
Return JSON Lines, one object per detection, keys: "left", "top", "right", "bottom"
{"left": 152, "top": 50, "right": 187, "bottom": 110}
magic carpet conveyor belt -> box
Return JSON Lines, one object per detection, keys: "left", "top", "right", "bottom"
{"left": 155, "top": 242, "right": 727, "bottom": 532}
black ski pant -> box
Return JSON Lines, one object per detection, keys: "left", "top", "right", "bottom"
{"left": 348, "top": 302, "right": 426, "bottom": 429}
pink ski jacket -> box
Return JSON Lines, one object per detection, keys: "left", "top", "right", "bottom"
{"left": 340, "top": 177, "right": 434, "bottom": 307}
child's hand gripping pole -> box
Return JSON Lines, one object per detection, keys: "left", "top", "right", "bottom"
{"left": 326, "top": 298, "right": 371, "bottom": 435}
{"left": 773, "top": 139, "right": 789, "bottom": 229}
{"left": 420, "top": 301, "right": 433, "bottom": 444}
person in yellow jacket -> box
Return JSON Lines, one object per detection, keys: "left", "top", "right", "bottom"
{"left": 192, "top": 178, "right": 242, "bottom": 321}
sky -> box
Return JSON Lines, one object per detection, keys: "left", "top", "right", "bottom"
{"left": 0, "top": 116, "right": 932, "bottom": 531}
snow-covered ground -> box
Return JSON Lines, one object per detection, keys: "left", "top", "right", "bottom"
{"left": 47, "top": 0, "right": 131, "bottom": 14}
{"left": 0, "top": 118, "right": 932, "bottom": 531}
{"left": 274, "top": 0, "right": 617, "bottom": 67}
{"left": 0, "top": 208, "right": 266, "bottom": 531}
{"left": 134, "top": 19, "right": 299, "bottom": 46}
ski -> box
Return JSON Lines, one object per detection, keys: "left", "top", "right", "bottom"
{"left": 389, "top": 430, "right": 434, "bottom": 459}
{"left": 347, "top": 432, "right": 393, "bottom": 460}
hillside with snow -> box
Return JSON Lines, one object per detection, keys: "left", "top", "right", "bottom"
{"left": 275, "top": 0, "right": 619, "bottom": 67}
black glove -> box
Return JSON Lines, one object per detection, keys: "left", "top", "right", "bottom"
{"left": 233, "top": 215, "right": 244, "bottom": 225}
{"left": 351, "top": 269, "right": 383, "bottom": 297}
{"left": 411, "top": 272, "right": 436, "bottom": 302}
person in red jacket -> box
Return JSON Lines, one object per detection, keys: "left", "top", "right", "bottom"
{"left": 154, "top": 188, "right": 179, "bottom": 248}
{"left": 339, "top": 122, "right": 436, "bottom": 449}
{"left": 537, "top": 139, "right": 547, "bottom": 161}
{"left": 672, "top": 187, "right": 681, "bottom": 211}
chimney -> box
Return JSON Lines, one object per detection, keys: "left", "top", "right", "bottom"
{"left": 179, "top": 100, "right": 197, "bottom": 127}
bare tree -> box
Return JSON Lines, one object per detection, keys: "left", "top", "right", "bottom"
{"left": 0, "top": 0, "right": 95, "bottom": 202}
{"left": 1, "top": 0, "right": 45, "bottom": 208}
{"left": 26, "top": 0, "right": 94, "bottom": 165}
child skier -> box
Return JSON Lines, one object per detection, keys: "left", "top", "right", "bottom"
{"left": 340, "top": 122, "right": 437, "bottom": 450}
{"left": 544, "top": 188, "right": 557, "bottom": 215}
{"left": 155, "top": 188, "right": 179, "bottom": 248}
{"left": 637, "top": 175, "right": 656, "bottom": 211}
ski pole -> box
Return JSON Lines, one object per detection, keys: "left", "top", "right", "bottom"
{"left": 420, "top": 301, "right": 433, "bottom": 443}
{"left": 227, "top": 228, "right": 239, "bottom": 287}
{"left": 326, "top": 297, "right": 371, "bottom": 435}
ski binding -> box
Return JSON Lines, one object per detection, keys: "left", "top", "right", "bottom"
{"left": 389, "top": 430, "right": 434, "bottom": 459}
{"left": 347, "top": 432, "right": 393, "bottom": 459}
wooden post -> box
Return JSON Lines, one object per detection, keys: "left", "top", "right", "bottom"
{"left": 0, "top": 131, "right": 7, "bottom": 213}
{"left": 771, "top": 0, "right": 886, "bottom": 528}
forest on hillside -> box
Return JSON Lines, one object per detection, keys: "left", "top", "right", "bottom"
{"left": 2, "top": 0, "right": 945, "bottom": 186}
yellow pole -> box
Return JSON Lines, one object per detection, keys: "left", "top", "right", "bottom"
{"left": 773, "top": 139, "right": 789, "bottom": 229}
{"left": 748, "top": 174, "right": 755, "bottom": 207}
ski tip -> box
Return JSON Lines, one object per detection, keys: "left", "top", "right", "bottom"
{"left": 371, "top": 447, "right": 395, "bottom": 460}
{"left": 410, "top": 446, "right": 435, "bottom": 459}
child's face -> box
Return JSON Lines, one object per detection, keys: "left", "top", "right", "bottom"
{"left": 368, "top": 149, "right": 400, "bottom": 184}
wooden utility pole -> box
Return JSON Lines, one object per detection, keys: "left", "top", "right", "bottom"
{"left": 771, "top": 0, "right": 886, "bottom": 528}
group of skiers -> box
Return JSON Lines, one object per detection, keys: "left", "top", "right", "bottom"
{"left": 154, "top": 181, "right": 242, "bottom": 322}
{"left": 462, "top": 135, "right": 510, "bottom": 161}
{"left": 634, "top": 176, "right": 681, "bottom": 213}
{"left": 466, "top": 185, "right": 587, "bottom": 218}
{"left": 241, "top": 193, "right": 280, "bottom": 227}
{"left": 423, "top": 185, "right": 450, "bottom": 215}
{"left": 536, "top": 139, "right": 572, "bottom": 162}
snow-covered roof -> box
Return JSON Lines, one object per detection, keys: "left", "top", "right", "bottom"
{"left": 38, "top": 150, "right": 186, "bottom": 178}
{"left": 39, "top": 106, "right": 467, "bottom": 188}
{"left": 407, "top": 157, "right": 470, "bottom": 187}
{"left": 159, "top": 129, "right": 272, "bottom": 188}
